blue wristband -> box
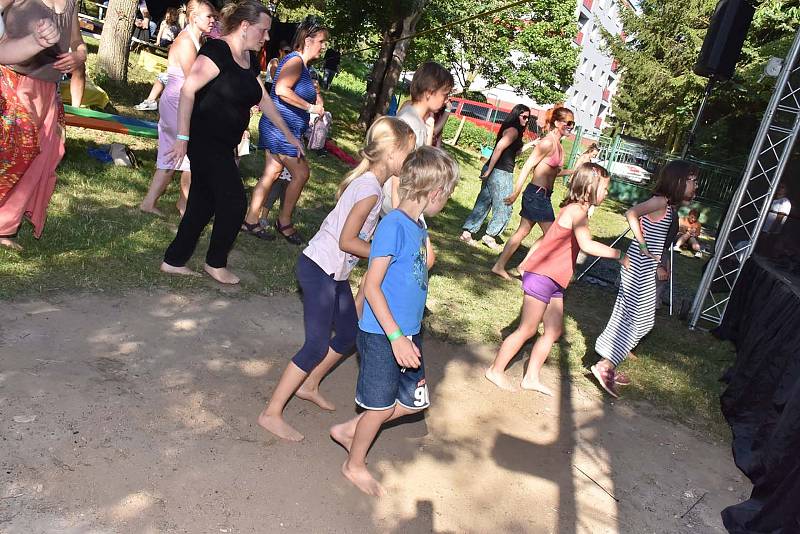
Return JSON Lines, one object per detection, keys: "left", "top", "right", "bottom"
{"left": 177, "top": 134, "right": 190, "bottom": 141}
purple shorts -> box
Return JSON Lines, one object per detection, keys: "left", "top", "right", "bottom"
{"left": 522, "top": 272, "right": 564, "bottom": 303}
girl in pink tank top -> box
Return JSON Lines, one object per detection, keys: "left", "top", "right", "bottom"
{"left": 485, "top": 163, "right": 630, "bottom": 395}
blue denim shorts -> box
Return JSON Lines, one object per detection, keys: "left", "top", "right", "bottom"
{"left": 520, "top": 184, "right": 555, "bottom": 222}
{"left": 355, "top": 330, "right": 429, "bottom": 411}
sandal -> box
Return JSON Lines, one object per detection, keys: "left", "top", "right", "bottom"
{"left": 241, "top": 221, "right": 275, "bottom": 241}
{"left": 590, "top": 364, "right": 620, "bottom": 398}
{"left": 275, "top": 220, "right": 303, "bottom": 246}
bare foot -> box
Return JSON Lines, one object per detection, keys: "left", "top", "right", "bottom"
{"left": 484, "top": 367, "right": 517, "bottom": 391}
{"left": 176, "top": 201, "right": 186, "bottom": 217}
{"left": 627, "top": 351, "right": 638, "bottom": 360}
{"left": 296, "top": 385, "right": 336, "bottom": 411}
{"left": 342, "top": 460, "right": 385, "bottom": 497}
{"left": 459, "top": 230, "right": 473, "bottom": 243}
{"left": 257, "top": 412, "right": 304, "bottom": 442}
{"left": 520, "top": 378, "right": 553, "bottom": 396}
{"left": 0, "top": 237, "right": 22, "bottom": 251}
{"left": 160, "top": 262, "right": 200, "bottom": 276}
{"left": 139, "top": 204, "right": 165, "bottom": 217}
{"left": 203, "top": 264, "right": 239, "bottom": 284}
{"left": 330, "top": 420, "right": 357, "bottom": 453}
{"left": 491, "top": 264, "right": 513, "bottom": 281}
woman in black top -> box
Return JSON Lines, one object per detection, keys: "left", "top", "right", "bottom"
{"left": 161, "top": 0, "right": 302, "bottom": 285}
{"left": 460, "top": 104, "right": 532, "bottom": 250}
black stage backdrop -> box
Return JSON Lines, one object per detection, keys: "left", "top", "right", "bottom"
{"left": 714, "top": 256, "right": 800, "bottom": 533}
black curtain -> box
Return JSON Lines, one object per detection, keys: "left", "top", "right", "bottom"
{"left": 714, "top": 257, "right": 800, "bottom": 533}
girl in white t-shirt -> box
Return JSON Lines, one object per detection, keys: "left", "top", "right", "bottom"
{"left": 258, "top": 116, "right": 416, "bottom": 442}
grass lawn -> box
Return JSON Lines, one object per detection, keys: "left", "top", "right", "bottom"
{"left": 0, "top": 48, "right": 735, "bottom": 437}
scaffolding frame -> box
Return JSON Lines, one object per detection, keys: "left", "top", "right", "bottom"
{"left": 689, "top": 28, "right": 800, "bottom": 329}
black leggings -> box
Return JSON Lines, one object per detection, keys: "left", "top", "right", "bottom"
{"left": 163, "top": 151, "right": 246, "bottom": 269}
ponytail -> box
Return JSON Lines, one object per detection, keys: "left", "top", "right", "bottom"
{"left": 337, "top": 116, "right": 415, "bottom": 199}
{"left": 220, "top": 0, "right": 269, "bottom": 36}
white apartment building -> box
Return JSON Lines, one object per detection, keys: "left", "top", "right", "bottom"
{"left": 464, "top": 0, "right": 628, "bottom": 139}
{"left": 566, "top": 0, "right": 627, "bottom": 139}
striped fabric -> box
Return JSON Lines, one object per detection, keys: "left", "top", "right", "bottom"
{"left": 257, "top": 52, "right": 317, "bottom": 157}
{"left": 595, "top": 204, "right": 674, "bottom": 366}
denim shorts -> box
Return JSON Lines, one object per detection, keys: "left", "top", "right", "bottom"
{"left": 355, "top": 330, "right": 429, "bottom": 411}
{"left": 522, "top": 272, "right": 564, "bottom": 303}
{"left": 520, "top": 184, "right": 555, "bottom": 222}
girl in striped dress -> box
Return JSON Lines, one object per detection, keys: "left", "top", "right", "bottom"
{"left": 591, "top": 160, "right": 699, "bottom": 397}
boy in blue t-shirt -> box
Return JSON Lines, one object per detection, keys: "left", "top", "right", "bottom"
{"left": 330, "top": 146, "right": 460, "bottom": 497}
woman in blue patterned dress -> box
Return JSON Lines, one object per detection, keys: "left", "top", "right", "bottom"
{"left": 241, "top": 16, "right": 327, "bottom": 245}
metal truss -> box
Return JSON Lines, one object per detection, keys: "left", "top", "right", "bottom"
{"left": 690, "top": 28, "right": 800, "bottom": 329}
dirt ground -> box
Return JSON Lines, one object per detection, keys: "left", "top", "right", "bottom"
{"left": 0, "top": 290, "right": 749, "bottom": 533}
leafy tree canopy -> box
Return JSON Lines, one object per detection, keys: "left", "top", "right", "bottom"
{"left": 604, "top": 0, "right": 800, "bottom": 160}
{"left": 409, "top": 0, "right": 578, "bottom": 104}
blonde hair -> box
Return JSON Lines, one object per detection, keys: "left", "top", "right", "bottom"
{"left": 337, "top": 116, "right": 416, "bottom": 199}
{"left": 561, "top": 162, "right": 609, "bottom": 207}
{"left": 398, "top": 146, "right": 460, "bottom": 203}
{"left": 186, "top": 0, "right": 214, "bottom": 23}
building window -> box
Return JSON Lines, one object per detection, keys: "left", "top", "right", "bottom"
{"left": 580, "top": 57, "right": 589, "bottom": 76}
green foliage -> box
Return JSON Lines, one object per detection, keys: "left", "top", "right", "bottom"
{"left": 442, "top": 117, "right": 496, "bottom": 152}
{"left": 409, "top": 0, "right": 578, "bottom": 103}
{"left": 458, "top": 90, "right": 487, "bottom": 103}
{"left": 606, "top": 0, "right": 800, "bottom": 161}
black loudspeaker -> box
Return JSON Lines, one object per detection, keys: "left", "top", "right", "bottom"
{"left": 694, "top": 0, "right": 755, "bottom": 80}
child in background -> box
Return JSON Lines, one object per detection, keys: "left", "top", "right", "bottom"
{"left": 673, "top": 208, "right": 703, "bottom": 257}
{"left": 565, "top": 143, "right": 600, "bottom": 181}
{"left": 330, "top": 146, "right": 460, "bottom": 496}
{"left": 382, "top": 61, "right": 454, "bottom": 213}
{"left": 485, "top": 163, "right": 629, "bottom": 394}
{"left": 156, "top": 7, "right": 181, "bottom": 48}
{"left": 382, "top": 62, "right": 453, "bottom": 269}
{"left": 592, "top": 160, "right": 698, "bottom": 397}
{"left": 258, "top": 117, "right": 416, "bottom": 442}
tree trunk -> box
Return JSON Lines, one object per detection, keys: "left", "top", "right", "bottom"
{"left": 97, "top": 0, "right": 138, "bottom": 81}
{"left": 358, "top": 0, "right": 428, "bottom": 128}
{"left": 358, "top": 24, "right": 397, "bottom": 128}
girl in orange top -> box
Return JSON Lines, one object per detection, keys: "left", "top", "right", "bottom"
{"left": 485, "top": 163, "right": 629, "bottom": 394}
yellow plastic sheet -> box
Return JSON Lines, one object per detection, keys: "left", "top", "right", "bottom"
{"left": 59, "top": 79, "right": 110, "bottom": 109}
{"left": 137, "top": 50, "right": 168, "bottom": 74}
